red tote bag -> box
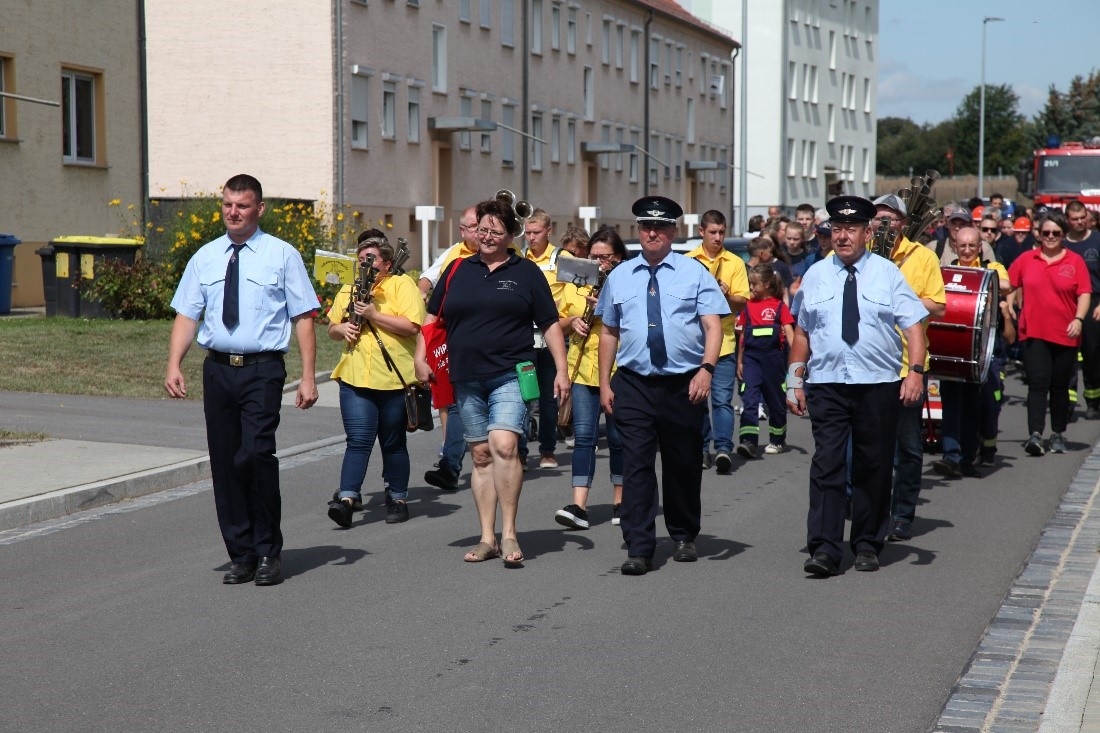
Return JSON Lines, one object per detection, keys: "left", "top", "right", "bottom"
{"left": 422, "top": 259, "right": 462, "bottom": 408}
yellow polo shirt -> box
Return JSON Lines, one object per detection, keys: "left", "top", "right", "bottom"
{"left": 891, "top": 236, "right": 946, "bottom": 377}
{"left": 686, "top": 245, "right": 750, "bottom": 358}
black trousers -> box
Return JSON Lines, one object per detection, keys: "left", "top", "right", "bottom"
{"left": 203, "top": 357, "right": 286, "bottom": 562}
{"left": 1081, "top": 293, "right": 1100, "bottom": 404}
{"left": 1021, "top": 338, "right": 1077, "bottom": 435}
{"left": 613, "top": 368, "right": 705, "bottom": 558}
{"left": 806, "top": 381, "right": 900, "bottom": 562}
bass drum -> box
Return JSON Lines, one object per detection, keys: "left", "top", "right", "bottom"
{"left": 927, "top": 266, "right": 999, "bottom": 383}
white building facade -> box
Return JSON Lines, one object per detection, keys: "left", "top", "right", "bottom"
{"left": 145, "top": 0, "right": 739, "bottom": 266}
{"left": 679, "top": 0, "right": 878, "bottom": 227}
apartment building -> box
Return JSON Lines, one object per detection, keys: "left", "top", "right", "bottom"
{"left": 146, "top": 0, "right": 738, "bottom": 266}
{"left": 0, "top": 2, "right": 144, "bottom": 307}
{"left": 680, "top": 0, "right": 878, "bottom": 227}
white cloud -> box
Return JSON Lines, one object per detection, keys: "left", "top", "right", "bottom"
{"left": 877, "top": 60, "right": 971, "bottom": 125}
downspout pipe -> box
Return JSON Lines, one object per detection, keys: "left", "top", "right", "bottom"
{"left": 522, "top": 0, "right": 529, "bottom": 201}
{"left": 643, "top": 9, "right": 653, "bottom": 196}
{"left": 137, "top": 0, "right": 150, "bottom": 233}
{"left": 334, "top": 0, "right": 346, "bottom": 210}
{"left": 730, "top": 45, "right": 739, "bottom": 230}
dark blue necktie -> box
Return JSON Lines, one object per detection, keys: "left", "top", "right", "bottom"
{"left": 842, "top": 265, "right": 859, "bottom": 345}
{"left": 222, "top": 243, "right": 245, "bottom": 330}
{"left": 647, "top": 265, "right": 667, "bottom": 367}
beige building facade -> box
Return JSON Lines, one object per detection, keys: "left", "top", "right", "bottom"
{"left": 146, "top": 0, "right": 738, "bottom": 267}
{"left": 0, "top": 1, "right": 144, "bottom": 307}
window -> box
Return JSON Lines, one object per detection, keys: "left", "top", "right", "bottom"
{"left": 0, "top": 56, "right": 11, "bottom": 139}
{"left": 531, "top": 0, "right": 543, "bottom": 54}
{"left": 566, "top": 118, "right": 576, "bottom": 164}
{"left": 827, "top": 103, "right": 835, "bottom": 143}
{"left": 664, "top": 136, "right": 672, "bottom": 179}
{"left": 686, "top": 97, "right": 695, "bottom": 143}
{"left": 459, "top": 96, "right": 472, "bottom": 150}
{"left": 862, "top": 146, "right": 870, "bottom": 184}
{"left": 550, "top": 5, "right": 560, "bottom": 50}
{"left": 61, "top": 69, "right": 98, "bottom": 163}
{"left": 788, "top": 62, "right": 797, "bottom": 100}
{"left": 675, "top": 46, "right": 683, "bottom": 86}
{"left": 531, "top": 113, "right": 543, "bottom": 171}
{"left": 459, "top": 0, "right": 471, "bottom": 23}
{"left": 810, "top": 65, "right": 819, "bottom": 104}
{"left": 615, "top": 25, "right": 624, "bottom": 69}
{"left": 550, "top": 115, "right": 560, "bottom": 163}
{"left": 649, "top": 37, "right": 659, "bottom": 88}
{"left": 351, "top": 69, "right": 369, "bottom": 149}
{"left": 599, "top": 122, "right": 610, "bottom": 170}
{"left": 480, "top": 0, "right": 491, "bottom": 28}
{"left": 787, "top": 138, "right": 797, "bottom": 177}
{"left": 382, "top": 80, "right": 396, "bottom": 139}
{"left": 629, "top": 130, "right": 639, "bottom": 183}
{"left": 407, "top": 86, "right": 421, "bottom": 143}
{"left": 601, "top": 19, "right": 611, "bottom": 65}
{"left": 664, "top": 41, "right": 673, "bottom": 85}
{"left": 829, "top": 30, "right": 837, "bottom": 69}
{"left": 585, "top": 12, "right": 592, "bottom": 47}
{"left": 566, "top": 7, "right": 576, "bottom": 54}
{"left": 629, "top": 30, "right": 639, "bottom": 83}
{"left": 863, "top": 77, "right": 871, "bottom": 113}
{"left": 502, "top": 103, "right": 515, "bottom": 166}
{"left": 801, "top": 140, "right": 809, "bottom": 177}
{"left": 582, "top": 66, "right": 594, "bottom": 121}
{"left": 615, "top": 126, "right": 625, "bottom": 172}
{"left": 501, "top": 0, "right": 515, "bottom": 47}
{"left": 480, "top": 99, "right": 493, "bottom": 152}
{"left": 810, "top": 141, "right": 818, "bottom": 179}
{"left": 432, "top": 24, "right": 447, "bottom": 92}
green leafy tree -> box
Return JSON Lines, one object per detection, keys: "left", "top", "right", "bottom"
{"left": 876, "top": 117, "right": 957, "bottom": 177}
{"left": 951, "top": 84, "right": 1031, "bottom": 176}
{"left": 1032, "top": 70, "right": 1100, "bottom": 147}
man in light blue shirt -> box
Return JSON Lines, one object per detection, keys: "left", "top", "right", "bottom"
{"left": 165, "top": 174, "right": 319, "bottom": 587}
{"left": 597, "top": 195, "right": 728, "bottom": 575}
{"left": 786, "top": 195, "right": 927, "bottom": 578}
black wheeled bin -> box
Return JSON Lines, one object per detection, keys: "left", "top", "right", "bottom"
{"left": 0, "top": 234, "right": 20, "bottom": 314}
{"left": 37, "top": 236, "right": 142, "bottom": 318}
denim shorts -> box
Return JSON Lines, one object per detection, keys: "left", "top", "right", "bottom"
{"left": 454, "top": 371, "right": 529, "bottom": 442}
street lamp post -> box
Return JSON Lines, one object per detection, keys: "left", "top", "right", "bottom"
{"left": 978, "top": 16, "right": 1004, "bottom": 199}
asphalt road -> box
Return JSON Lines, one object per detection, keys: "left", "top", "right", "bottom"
{"left": 1, "top": 369, "right": 1094, "bottom": 733}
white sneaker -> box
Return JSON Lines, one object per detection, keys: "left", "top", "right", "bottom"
{"left": 764, "top": 443, "right": 785, "bottom": 454}
{"left": 539, "top": 454, "right": 559, "bottom": 468}
{"left": 565, "top": 436, "right": 576, "bottom": 448}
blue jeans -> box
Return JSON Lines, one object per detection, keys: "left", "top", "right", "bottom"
{"left": 940, "top": 379, "right": 980, "bottom": 467}
{"left": 570, "top": 383, "right": 624, "bottom": 487}
{"left": 455, "top": 371, "right": 529, "bottom": 441}
{"left": 337, "top": 381, "right": 410, "bottom": 502}
{"left": 439, "top": 403, "right": 467, "bottom": 474}
{"left": 701, "top": 352, "right": 737, "bottom": 455}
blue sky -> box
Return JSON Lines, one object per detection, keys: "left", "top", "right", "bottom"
{"left": 877, "top": 0, "right": 1098, "bottom": 125}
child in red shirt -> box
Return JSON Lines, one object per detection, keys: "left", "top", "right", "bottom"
{"left": 736, "top": 264, "right": 796, "bottom": 458}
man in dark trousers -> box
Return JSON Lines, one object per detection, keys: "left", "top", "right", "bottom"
{"left": 165, "top": 174, "right": 319, "bottom": 587}
{"left": 596, "top": 195, "right": 727, "bottom": 575}
{"left": 786, "top": 196, "right": 928, "bottom": 577}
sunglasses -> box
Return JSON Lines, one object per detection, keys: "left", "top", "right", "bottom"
{"left": 1040, "top": 230, "right": 1064, "bottom": 238}
{"left": 980, "top": 226, "right": 998, "bottom": 233}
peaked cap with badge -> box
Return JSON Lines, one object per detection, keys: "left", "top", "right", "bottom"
{"left": 825, "top": 195, "right": 877, "bottom": 225}
{"left": 632, "top": 195, "right": 684, "bottom": 225}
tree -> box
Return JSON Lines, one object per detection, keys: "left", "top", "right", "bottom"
{"left": 951, "top": 84, "right": 1032, "bottom": 176}
{"left": 876, "top": 117, "right": 956, "bottom": 177}
{"left": 1032, "top": 70, "right": 1100, "bottom": 147}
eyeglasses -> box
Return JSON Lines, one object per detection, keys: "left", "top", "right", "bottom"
{"left": 1040, "top": 230, "right": 1065, "bottom": 238}
{"left": 476, "top": 226, "right": 508, "bottom": 239}
{"left": 980, "top": 227, "right": 999, "bottom": 233}
{"left": 590, "top": 253, "right": 619, "bottom": 262}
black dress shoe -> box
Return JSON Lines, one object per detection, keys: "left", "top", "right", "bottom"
{"left": 222, "top": 561, "right": 257, "bottom": 584}
{"left": 327, "top": 500, "right": 354, "bottom": 528}
{"left": 960, "top": 463, "right": 982, "bottom": 478}
{"left": 853, "top": 551, "right": 880, "bottom": 572}
{"left": 672, "top": 540, "right": 698, "bottom": 562}
{"left": 621, "top": 556, "right": 654, "bottom": 575}
{"left": 424, "top": 466, "right": 459, "bottom": 491}
{"left": 254, "top": 556, "right": 283, "bottom": 586}
{"left": 932, "top": 459, "right": 962, "bottom": 479}
{"left": 888, "top": 520, "right": 913, "bottom": 542}
{"left": 804, "top": 552, "right": 839, "bottom": 576}
{"left": 330, "top": 491, "right": 363, "bottom": 511}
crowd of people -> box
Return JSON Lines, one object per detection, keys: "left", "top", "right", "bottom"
{"left": 164, "top": 173, "right": 1100, "bottom": 585}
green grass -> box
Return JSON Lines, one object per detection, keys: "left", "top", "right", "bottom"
{"left": 0, "top": 317, "right": 344, "bottom": 400}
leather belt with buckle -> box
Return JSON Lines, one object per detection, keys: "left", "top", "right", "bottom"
{"left": 207, "top": 350, "right": 285, "bottom": 367}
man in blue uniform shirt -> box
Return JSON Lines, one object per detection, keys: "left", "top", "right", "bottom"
{"left": 596, "top": 195, "right": 728, "bottom": 575}
{"left": 786, "top": 195, "right": 927, "bottom": 577}
{"left": 165, "top": 174, "right": 320, "bottom": 587}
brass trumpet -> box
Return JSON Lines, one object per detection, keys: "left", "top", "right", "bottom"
{"left": 495, "top": 189, "right": 534, "bottom": 235}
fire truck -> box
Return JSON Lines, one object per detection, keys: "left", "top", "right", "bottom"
{"left": 1017, "top": 138, "right": 1100, "bottom": 211}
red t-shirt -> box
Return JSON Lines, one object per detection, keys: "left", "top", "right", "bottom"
{"left": 736, "top": 296, "right": 794, "bottom": 347}
{"left": 1008, "top": 248, "right": 1091, "bottom": 346}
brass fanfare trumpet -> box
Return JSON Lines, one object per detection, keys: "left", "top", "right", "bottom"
{"left": 494, "top": 189, "right": 534, "bottom": 235}
{"left": 871, "top": 169, "right": 943, "bottom": 257}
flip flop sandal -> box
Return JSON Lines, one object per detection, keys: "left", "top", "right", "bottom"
{"left": 463, "top": 541, "right": 501, "bottom": 562}
{"left": 501, "top": 538, "right": 525, "bottom": 568}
